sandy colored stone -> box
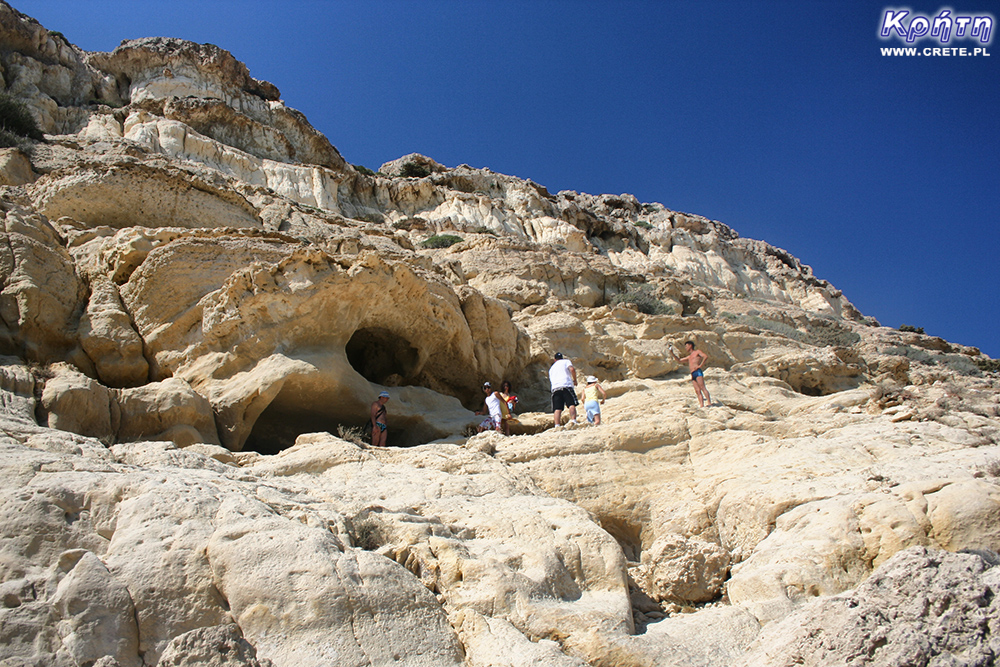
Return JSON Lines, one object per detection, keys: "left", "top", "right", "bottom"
{"left": 50, "top": 550, "right": 141, "bottom": 667}
{"left": 640, "top": 533, "right": 730, "bottom": 603}
{"left": 114, "top": 377, "right": 219, "bottom": 446}
{"left": 738, "top": 547, "right": 1000, "bottom": 667}
{"left": 0, "top": 8, "right": 998, "bottom": 666}
{"left": 156, "top": 624, "right": 273, "bottom": 667}
{"left": 0, "top": 200, "right": 85, "bottom": 360}
{"left": 0, "top": 148, "right": 36, "bottom": 186}
{"left": 78, "top": 277, "right": 148, "bottom": 387}
{"left": 41, "top": 362, "right": 119, "bottom": 440}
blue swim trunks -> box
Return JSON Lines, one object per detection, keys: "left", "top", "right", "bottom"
{"left": 691, "top": 369, "right": 704, "bottom": 380}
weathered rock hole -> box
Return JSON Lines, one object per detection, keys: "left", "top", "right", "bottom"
{"left": 346, "top": 328, "right": 420, "bottom": 385}
{"left": 244, "top": 407, "right": 364, "bottom": 456}
{"left": 243, "top": 383, "right": 446, "bottom": 454}
{"left": 3, "top": 593, "right": 20, "bottom": 608}
{"left": 599, "top": 518, "right": 643, "bottom": 562}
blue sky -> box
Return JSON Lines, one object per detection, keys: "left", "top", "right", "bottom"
{"left": 18, "top": 1, "right": 1000, "bottom": 356}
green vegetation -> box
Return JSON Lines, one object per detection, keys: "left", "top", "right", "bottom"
{"left": 470, "top": 226, "right": 497, "bottom": 236}
{"left": 612, "top": 284, "right": 675, "bottom": 316}
{"left": 353, "top": 164, "right": 377, "bottom": 177}
{"left": 420, "top": 234, "right": 463, "bottom": 249}
{"left": 355, "top": 212, "right": 384, "bottom": 224}
{"left": 898, "top": 324, "right": 925, "bottom": 334}
{"left": 803, "top": 317, "right": 862, "bottom": 347}
{"left": 976, "top": 358, "right": 1000, "bottom": 373}
{"left": 400, "top": 162, "right": 432, "bottom": 178}
{"left": 0, "top": 91, "right": 43, "bottom": 150}
{"left": 635, "top": 220, "right": 652, "bottom": 230}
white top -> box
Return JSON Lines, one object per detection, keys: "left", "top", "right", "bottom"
{"left": 485, "top": 392, "right": 502, "bottom": 421}
{"left": 549, "top": 358, "right": 574, "bottom": 390}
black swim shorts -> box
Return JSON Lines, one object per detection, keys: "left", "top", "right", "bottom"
{"left": 551, "top": 387, "right": 578, "bottom": 411}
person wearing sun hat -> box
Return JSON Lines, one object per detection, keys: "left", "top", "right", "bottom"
{"left": 370, "top": 391, "right": 390, "bottom": 447}
{"left": 581, "top": 375, "right": 607, "bottom": 425}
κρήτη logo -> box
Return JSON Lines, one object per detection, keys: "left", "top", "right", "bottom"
{"left": 879, "top": 7, "right": 993, "bottom": 44}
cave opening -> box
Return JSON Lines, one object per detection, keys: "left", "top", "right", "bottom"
{"left": 346, "top": 327, "right": 421, "bottom": 385}
{"left": 599, "top": 517, "right": 644, "bottom": 562}
{"left": 241, "top": 401, "right": 354, "bottom": 456}
{"left": 242, "top": 382, "right": 447, "bottom": 455}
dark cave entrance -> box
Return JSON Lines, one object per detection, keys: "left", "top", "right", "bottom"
{"left": 242, "top": 404, "right": 353, "bottom": 456}
{"left": 345, "top": 327, "right": 421, "bottom": 385}
{"left": 241, "top": 379, "right": 447, "bottom": 456}
{"left": 239, "top": 329, "right": 449, "bottom": 455}
{"left": 242, "top": 402, "right": 446, "bottom": 454}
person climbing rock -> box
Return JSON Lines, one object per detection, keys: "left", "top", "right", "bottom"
{"left": 549, "top": 352, "right": 578, "bottom": 427}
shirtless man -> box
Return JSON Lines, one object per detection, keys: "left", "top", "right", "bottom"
{"left": 370, "top": 391, "right": 389, "bottom": 447}
{"left": 670, "top": 341, "right": 713, "bottom": 407}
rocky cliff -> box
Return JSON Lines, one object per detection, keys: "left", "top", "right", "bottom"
{"left": 1, "top": 3, "right": 998, "bottom": 666}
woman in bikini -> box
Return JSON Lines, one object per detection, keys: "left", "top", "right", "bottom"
{"left": 370, "top": 391, "right": 389, "bottom": 447}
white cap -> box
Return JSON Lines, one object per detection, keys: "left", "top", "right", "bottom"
{"left": 586, "top": 376, "right": 598, "bottom": 384}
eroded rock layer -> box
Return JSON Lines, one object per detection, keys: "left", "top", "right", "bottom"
{"left": 0, "top": 3, "right": 998, "bottom": 666}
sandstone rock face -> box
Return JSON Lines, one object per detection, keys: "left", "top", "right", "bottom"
{"left": 0, "top": 6, "right": 998, "bottom": 667}
{"left": 78, "top": 276, "right": 148, "bottom": 387}
{"left": 0, "top": 147, "right": 35, "bottom": 185}
{"left": 738, "top": 547, "right": 1000, "bottom": 667}
{"left": 156, "top": 624, "right": 274, "bottom": 667}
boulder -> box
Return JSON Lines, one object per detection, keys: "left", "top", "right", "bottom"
{"left": 738, "top": 547, "right": 1000, "bottom": 667}
{"left": 41, "top": 363, "right": 118, "bottom": 440}
{"left": 114, "top": 377, "right": 219, "bottom": 446}
{"left": 0, "top": 148, "right": 36, "bottom": 186}
{"left": 640, "top": 533, "right": 730, "bottom": 603}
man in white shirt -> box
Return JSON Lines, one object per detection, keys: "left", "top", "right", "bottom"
{"left": 548, "top": 352, "right": 578, "bottom": 427}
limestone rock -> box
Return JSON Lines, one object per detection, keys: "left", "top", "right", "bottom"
{"left": 732, "top": 347, "right": 866, "bottom": 396}
{"left": 156, "top": 624, "right": 273, "bottom": 667}
{"left": 0, "top": 3, "right": 123, "bottom": 131}
{"left": 0, "top": 199, "right": 85, "bottom": 360}
{"left": 114, "top": 377, "right": 219, "bottom": 446}
{"left": 50, "top": 550, "right": 141, "bottom": 667}
{"left": 30, "top": 154, "right": 262, "bottom": 231}
{"left": 738, "top": 547, "right": 1000, "bottom": 667}
{"left": 210, "top": 516, "right": 464, "bottom": 667}
{"left": 380, "top": 153, "right": 447, "bottom": 178}
{"left": 41, "top": 362, "right": 118, "bottom": 440}
{"left": 640, "top": 533, "right": 730, "bottom": 603}
{"left": 0, "top": 147, "right": 36, "bottom": 186}
{"left": 78, "top": 277, "right": 148, "bottom": 387}
{"left": 0, "top": 355, "right": 38, "bottom": 425}
{"left": 456, "top": 610, "right": 589, "bottom": 667}
{"left": 0, "top": 7, "right": 998, "bottom": 667}
{"left": 607, "top": 605, "right": 762, "bottom": 667}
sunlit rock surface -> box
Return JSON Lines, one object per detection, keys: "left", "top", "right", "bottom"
{"left": 0, "top": 3, "right": 998, "bottom": 665}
